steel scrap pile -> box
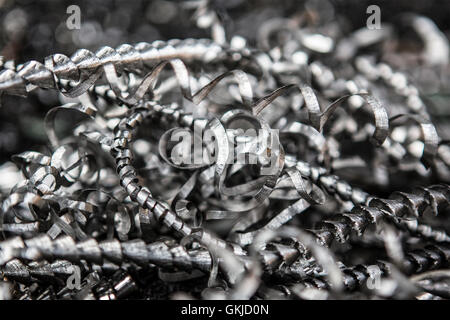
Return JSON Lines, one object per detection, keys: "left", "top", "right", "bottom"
{"left": 0, "top": 0, "right": 449, "bottom": 300}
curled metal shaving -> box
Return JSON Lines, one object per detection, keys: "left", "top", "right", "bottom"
{"left": 0, "top": 1, "right": 449, "bottom": 301}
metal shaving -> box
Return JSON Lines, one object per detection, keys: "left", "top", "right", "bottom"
{"left": 0, "top": 0, "right": 449, "bottom": 300}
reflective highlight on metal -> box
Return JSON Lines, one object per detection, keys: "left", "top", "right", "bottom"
{"left": 0, "top": 0, "right": 449, "bottom": 300}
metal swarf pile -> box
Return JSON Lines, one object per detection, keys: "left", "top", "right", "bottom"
{"left": 0, "top": 0, "right": 449, "bottom": 299}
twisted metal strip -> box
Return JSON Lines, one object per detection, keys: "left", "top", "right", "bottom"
{"left": 0, "top": 9, "right": 448, "bottom": 300}
{"left": 355, "top": 56, "right": 432, "bottom": 120}
{"left": 0, "top": 39, "right": 226, "bottom": 97}
{"left": 0, "top": 234, "right": 313, "bottom": 278}
{"left": 143, "top": 102, "right": 449, "bottom": 243}
{"left": 305, "top": 184, "right": 450, "bottom": 248}
{"left": 134, "top": 101, "right": 367, "bottom": 203}
{"left": 1, "top": 182, "right": 449, "bottom": 292}
{"left": 110, "top": 106, "right": 248, "bottom": 256}
{"left": 292, "top": 244, "right": 450, "bottom": 292}
{"left": 232, "top": 184, "right": 449, "bottom": 248}
{"left": 4, "top": 226, "right": 448, "bottom": 294}
{"left": 142, "top": 101, "right": 440, "bottom": 207}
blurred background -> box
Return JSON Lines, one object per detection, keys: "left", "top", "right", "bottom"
{"left": 2, "top": 0, "right": 450, "bottom": 62}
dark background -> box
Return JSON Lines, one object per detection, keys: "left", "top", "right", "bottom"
{"left": 2, "top": 0, "right": 450, "bottom": 63}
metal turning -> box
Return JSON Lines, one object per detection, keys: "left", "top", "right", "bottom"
{"left": 0, "top": 0, "right": 449, "bottom": 300}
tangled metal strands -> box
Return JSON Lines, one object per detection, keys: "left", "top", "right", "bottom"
{"left": 0, "top": 0, "right": 450, "bottom": 300}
